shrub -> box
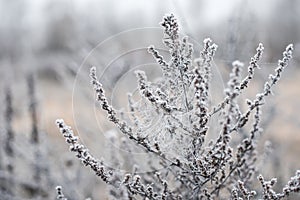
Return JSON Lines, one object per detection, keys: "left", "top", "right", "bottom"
{"left": 56, "top": 14, "right": 299, "bottom": 199}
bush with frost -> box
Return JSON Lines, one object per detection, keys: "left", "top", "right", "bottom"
{"left": 56, "top": 14, "right": 299, "bottom": 199}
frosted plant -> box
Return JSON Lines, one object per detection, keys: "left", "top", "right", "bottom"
{"left": 56, "top": 14, "right": 299, "bottom": 199}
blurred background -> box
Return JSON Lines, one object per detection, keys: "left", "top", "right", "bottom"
{"left": 0, "top": 0, "right": 300, "bottom": 199}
